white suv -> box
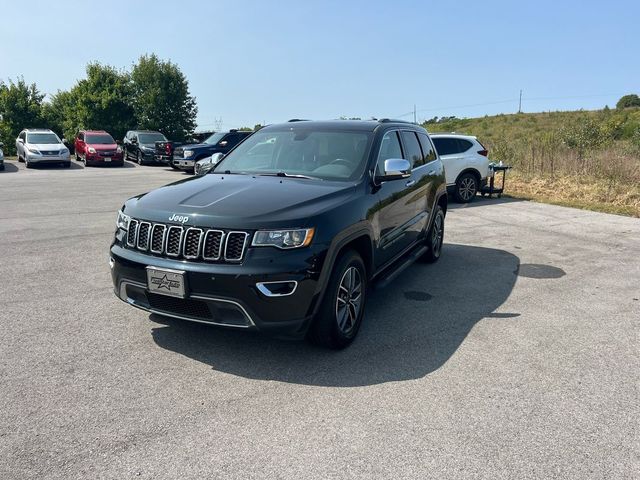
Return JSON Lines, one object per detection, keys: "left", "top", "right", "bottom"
{"left": 430, "top": 133, "right": 490, "bottom": 202}
{"left": 16, "top": 128, "right": 71, "bottom": 169}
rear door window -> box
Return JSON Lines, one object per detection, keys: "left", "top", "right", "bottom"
{"left": 417, "top": 133, "right": 437, "bottom": 163}
{"left": 400, "top": 131, "right": 424, "bottom": 168}
{"left": 457, "top": 139, "right": 473, "bottom": 152}
{"left": 432, "top": 137, "right": 459, "bottom": 156}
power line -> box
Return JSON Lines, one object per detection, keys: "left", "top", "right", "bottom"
{"left": 395, "top": 92, "right": 630, "bottom": 119}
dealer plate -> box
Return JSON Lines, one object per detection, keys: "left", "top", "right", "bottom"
{"left": 146, "top": 267, "right": 186, "bottom": 298}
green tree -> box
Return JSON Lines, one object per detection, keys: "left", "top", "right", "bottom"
{"left": 0, "top": 78, "right": 45, "bottom": 154}
{"left": 130, "top": 54, "right": 197, "bottom": 141}
{"left": 41, "top": 90, "right": 74, "bottom": 140}
{"left": 616, "top": 94, "right": 640, "bottom": 109}
{"left": 559, "top": 117, "right": 606, "bottom": 159}
{"left": 44, "top": 63, "right": 134, "bottom": 143}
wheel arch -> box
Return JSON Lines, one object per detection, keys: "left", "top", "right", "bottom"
{"left": 306, "top": 225, "right": 375, "bottom": 320}
{"left": 455, "top": 168, "right": 481, "bottom": 185}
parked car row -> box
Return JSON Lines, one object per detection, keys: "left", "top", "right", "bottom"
{"left": 5, "top": 125, "right": 493, "bottom": 205}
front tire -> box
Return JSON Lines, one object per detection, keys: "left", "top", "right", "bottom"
{"left": 454, "top": 173, "right": 478, "bottom": 203}
{"left": 137, "top": 151, "right": 144, "bottom": 165}
{"left": 420, "top": 205, "right": 445, "bottom": 263}
{"left": 308, "top": 250, "right": 367, "bottom": 349}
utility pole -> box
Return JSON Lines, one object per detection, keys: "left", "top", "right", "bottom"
{"left": 413, "top": 104, "right": 417, "bottom": 123}
{"left": 518, "top": 90, "right": 523, "bottom": 113}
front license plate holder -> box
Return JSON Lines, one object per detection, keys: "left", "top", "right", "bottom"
{"left": 146, "top": 266, "right": 186, "bottom": 298}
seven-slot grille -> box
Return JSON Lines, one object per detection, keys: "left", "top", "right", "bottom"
{"left": 126, "top": 219, "right": 248, "bottom": 262}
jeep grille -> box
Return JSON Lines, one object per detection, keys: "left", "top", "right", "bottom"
{"left": 126, "top": 219, "right": 249, "bottom": 263}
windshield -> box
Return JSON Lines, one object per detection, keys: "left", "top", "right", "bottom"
{"left": 213, "top": 129, "right": 372, "bottom": 181}
{"left": 86, "top": 133, "right": 115, "bottom": 144}
{"left": 27, "top": 133, "right": 60, "bottom": 144}
{"left": 138, "top": 133, "right": 166, "bottom": 144}
{"left": 203, "top": 132, "right": 226, "bottom": 145}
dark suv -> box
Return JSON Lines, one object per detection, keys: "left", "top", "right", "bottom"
{"left": 123, "top": 130, "right": 170, "bottom": 165}
{"left": 172, "top": 130, "right": 253, "bottom": 171}
{"left": 110, "top": 120, "right": 447, "bottom": 348}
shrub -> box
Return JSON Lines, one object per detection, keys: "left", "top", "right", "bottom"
{"left": 616, "top": 94, "right": 640, "bottom": 109}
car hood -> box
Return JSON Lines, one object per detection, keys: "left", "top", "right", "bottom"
{"left": 87, "top": 143, "right": 118, "bottom": 150}
{"left": 124, "top": 174, "right": 358, "bottom": 229}
{"left": 176, "top": 143, "right": 209, "bottom": 150}
{"left": 28, "top": 143, "right": 65, "bottom": 150}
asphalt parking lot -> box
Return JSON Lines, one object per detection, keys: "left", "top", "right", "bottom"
{"left": 1, "top": 159, "right": 638, "bottom": 479}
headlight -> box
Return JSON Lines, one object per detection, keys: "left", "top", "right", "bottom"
{"left": 184, "top": 150, "right": 194, "bottom": 158}
{"left": 60, "top": 147, "right": 69, "bottom": 155}
{"left": 252, "top": 228, "right": 315, "bottom": 249}
{"left": 116, "top": 210, "right": 130, "bottom": 231}
{"left": 27, "top": 146, "right": 41, "bottom": 154}
{"left": 88, "top": 147, "right": 96, "bottom": 154}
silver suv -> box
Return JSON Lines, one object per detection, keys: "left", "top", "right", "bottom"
{"left": 16, "top": 129, "right": 71, "bottom": 168}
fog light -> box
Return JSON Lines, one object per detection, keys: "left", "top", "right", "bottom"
{"left": 256, "top": 281, "right": 298, "bottom": 297}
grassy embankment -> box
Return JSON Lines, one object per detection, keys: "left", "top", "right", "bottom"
{"left": 424, "top": 108, "right": 640, "bottom": 217}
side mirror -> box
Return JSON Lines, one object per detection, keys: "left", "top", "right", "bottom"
{"left": 17, "top": 138, "right": 24, "bottom": 144}
{"left": 210, "top": 152, "right": 224, "bottom": 165}
{"left": 0, "top": 142, "right": 4, "bottom": 148}
{"left": 62, "top": 138, "right": 68, "bottom": 144}
{"left": 116, "top": 140, "right": 123, "bottom": 145}
{"left": 375, "top": 158, "right": 411, "bottom": 183}
{"left": 218, "top": 140, "right": 228, "bottom": 147}
{"left": 131, "top": 137, "right": 138, "bottom": 144}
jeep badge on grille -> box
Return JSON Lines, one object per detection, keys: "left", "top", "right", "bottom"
{"left": 169, "top": 214, "right": 189, "bottom": 224}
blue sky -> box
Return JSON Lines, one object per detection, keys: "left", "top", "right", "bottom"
{"left": 1, "top": 0, "right": 637, "bottom": 130}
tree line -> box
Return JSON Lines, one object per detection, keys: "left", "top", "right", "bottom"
{"left": 0, "top": 54, "right": 197, "bottom": 155}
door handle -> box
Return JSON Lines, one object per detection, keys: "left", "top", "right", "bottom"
{"left": 405, "top": 180, "right": 416, "bottom": 187}
{"left": 428, "top": 170, "right": 436, "bottom": 175}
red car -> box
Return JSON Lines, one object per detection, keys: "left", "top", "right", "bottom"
{"left": 74, "top": 130, "right": 124, "bottom": 166}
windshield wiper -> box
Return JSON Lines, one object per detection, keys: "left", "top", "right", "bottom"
{"left": 258, "top": 172, "right": 319, "bottom": 180}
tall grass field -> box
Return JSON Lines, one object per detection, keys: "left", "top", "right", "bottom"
{"left": 424, "top": 107, "right": 640, "bottom": 217}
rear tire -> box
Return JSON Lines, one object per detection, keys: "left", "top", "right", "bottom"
{"left": 307, "top": 250, "right": 367, "bottom": 349}
{"left": 454, "top": 173, "right": 478, "bottom": 203}
{"left": 420, "top": 205, "right": 445, "bottom": 263}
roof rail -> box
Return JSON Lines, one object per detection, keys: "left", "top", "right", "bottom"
{"left": 287, "top": 119, "right": 310, "bottom": 122}
{"left": 378, "top": 118, "right": 416, "bottom": 124}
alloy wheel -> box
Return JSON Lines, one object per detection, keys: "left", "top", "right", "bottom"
{"left": 335, "top": 266, "right": 363, "bottom": 335}
{"left": 431, "top": 212, "right": 444, "bottom": 257}
{"left": 459, "top": 177, "right": 477, "bottom": 201}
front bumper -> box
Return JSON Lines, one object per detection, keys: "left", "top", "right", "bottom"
{"left": 86, "top": 153, "right": 124, "bottom": 164}
{"left": 174, "top": 158, "right": 195, "bottom": 170}
{"left": 110, "top": 242, "right": 327, "bottom": 336}
{"left": 27, "top": 153, "right": 70, "bottom": 164}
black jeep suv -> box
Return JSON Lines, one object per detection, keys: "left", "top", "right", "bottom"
{"left": 110, "top": 120, "right": 447, "bottom": 348}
